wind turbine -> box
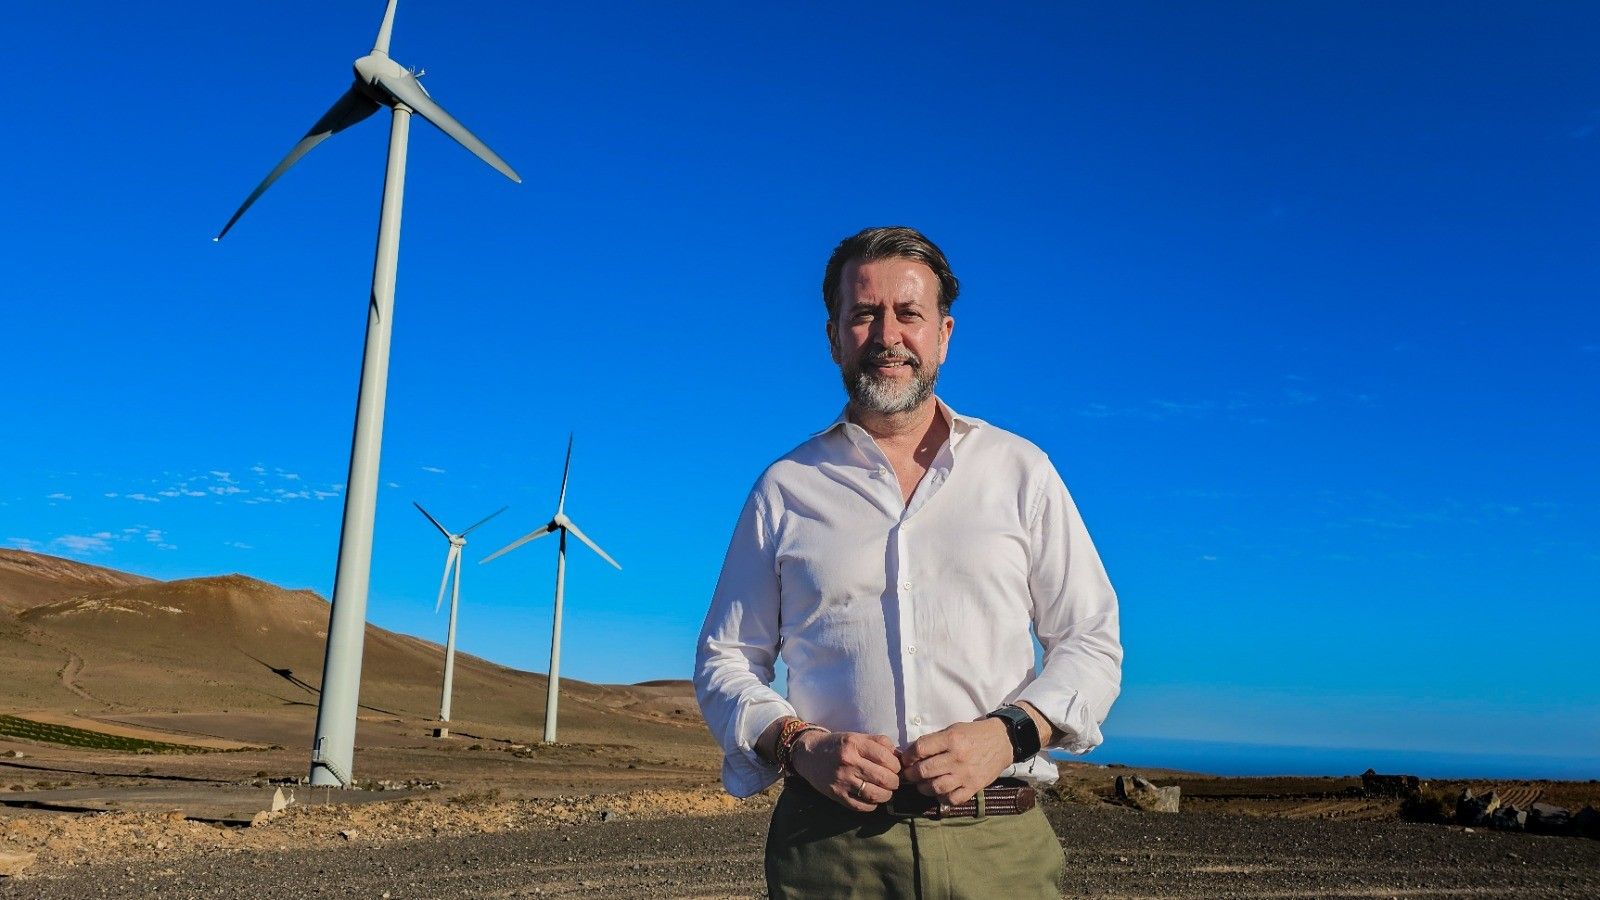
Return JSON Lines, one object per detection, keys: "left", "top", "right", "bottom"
{"left": 415, "top": 502, "right": 507, "bottom": 727}
{"left": 215, "top": 0, "right": 519, "bottom": 788}
{"left": 482, "top": 437, "right": 621, "bottom": 743}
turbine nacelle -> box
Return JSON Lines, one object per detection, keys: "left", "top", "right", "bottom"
{"left": 354, "top": 53, "right": 411, "bottom": 101}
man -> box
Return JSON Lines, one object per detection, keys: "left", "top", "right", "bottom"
{"left": 695, "top": 226, "right": 1122, "bottom": 898}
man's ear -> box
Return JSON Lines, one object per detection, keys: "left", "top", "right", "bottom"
{"left": 826, "top": 319, "right": 841, "bottom": 365}
{"left": 938, "top": 314, "right": 954, "bottom": 365}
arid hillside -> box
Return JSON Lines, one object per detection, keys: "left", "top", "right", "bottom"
{"left": 0, "top": 549, "right": 704, "bottom": 750}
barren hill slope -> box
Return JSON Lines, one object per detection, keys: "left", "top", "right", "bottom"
{"left": 0, "top": 548, "right": 153, "bottom": 613}
{"left": 0, "top": 551, "right": 702, "bottom": 747}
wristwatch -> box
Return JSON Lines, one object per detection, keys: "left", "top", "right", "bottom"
{"left": 985, "top": 704, "right": 1042, "bottom": 763}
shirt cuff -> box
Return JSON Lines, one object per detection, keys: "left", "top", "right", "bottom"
{"left": 720, "top": 698, "right": 795, "bottom": 798}
{"left": 1014, "top": 683, "right": 1106, "bottom": 755}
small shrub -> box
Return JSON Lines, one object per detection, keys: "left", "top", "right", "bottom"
{"left": 1400, "top": 787, "right": 1456, "bottom": 824}
{"left": 448, "top": 788, "right": 502, "bottom": 806}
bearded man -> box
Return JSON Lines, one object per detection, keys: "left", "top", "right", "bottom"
{"left": 694, "top": 226, "right": 1123, "bottom": 899}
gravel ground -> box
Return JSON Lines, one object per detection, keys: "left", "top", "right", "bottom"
{"left": 6, "top": 802, "right": 1599, "bottom": 899}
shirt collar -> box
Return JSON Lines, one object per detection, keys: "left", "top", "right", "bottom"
{"left": 812, "top": 397, "right": 980, "bottom": 441}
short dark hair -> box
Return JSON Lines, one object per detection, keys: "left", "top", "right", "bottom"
{"left": 821, "top": 226, "right": 960, "bottom": 321}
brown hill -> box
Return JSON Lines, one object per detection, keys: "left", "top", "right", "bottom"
{"left": 0, "top": 548, "right": 153, "bottom": 614}
{"left": 0, "top": 551, "right": 702, "bottom": 748}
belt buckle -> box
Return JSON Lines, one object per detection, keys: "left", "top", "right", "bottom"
{"left": 885, "top": 790, "right": 937, "bottom": 819}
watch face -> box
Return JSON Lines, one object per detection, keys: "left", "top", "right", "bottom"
{"left": 991, "top": 706, "right": 1040, "bottom": 762}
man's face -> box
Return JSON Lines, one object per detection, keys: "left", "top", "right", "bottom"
{"left": 827, "top": 258, "right": 954, "bottom": 416}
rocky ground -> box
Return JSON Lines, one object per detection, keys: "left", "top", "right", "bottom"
{"left": 6, "top": 796, "right": 1600, "bottom": 899}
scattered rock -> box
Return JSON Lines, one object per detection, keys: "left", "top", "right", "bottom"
{"left": 1491, "top": 804, "right": 1528, "bottom": 832}
{"left": 1528, "top": 803, "right": 1571, "bottom": 834}
{"left": 1456, "top": 788, "right": 1500, "bottom": 826}
{"left": 270, "top": 787, "right": 294, "bottom": 813}
{"left": 0, "top": 851, "right": 36, "bottom": 877}
{"left": 599, "top": 810, "right": 616, "bottom": 823}
{"left": 339, "top": 829, "right": 357, "bottom": 840}
{"left": 1361, "top": 769, "right": 1422, "bottom": 799}
{"left": 1572, "top": 806, "right": 1600, "bottom": 839}
{"left": 1, "top": 750, "right": 25, "bottom": 759}
{"left": 1114, "top": 775, "right": 1180, "bottom": 813}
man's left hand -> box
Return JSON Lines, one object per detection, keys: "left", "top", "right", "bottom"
{"left": 898, "top": 718, "right": 1012, "bottom": 806}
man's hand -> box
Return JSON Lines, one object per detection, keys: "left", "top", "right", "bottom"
{"left": 898, "top": 718, "right": 1012, "bottom": 806}
{"left": 790, "top": 730, "right": 902, "bottom": 812}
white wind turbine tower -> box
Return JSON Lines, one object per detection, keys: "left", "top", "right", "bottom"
{"left": 414, "top": 502, "right": 507, "bottom": 728}
{"left": 482, "top": 437, "right": 621, "bottom": 744}
{"left": 215, "top": 0, "right": 519, "bottom": 787}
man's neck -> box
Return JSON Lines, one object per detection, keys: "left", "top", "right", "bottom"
{"left": 848, "top": 398, "right": 946, "bottom": 455}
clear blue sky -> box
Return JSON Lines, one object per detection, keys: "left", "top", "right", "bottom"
{"left": 3, "top": 2, "right": 1596, "bottom": 769}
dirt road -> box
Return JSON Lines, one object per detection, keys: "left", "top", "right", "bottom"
{"left": 7, "top": 801, "right": 1598, "bottom": 899}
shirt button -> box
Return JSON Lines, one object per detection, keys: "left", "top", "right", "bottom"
{"left": 908, "top": 645, "right": 918, "bottom": 655}
{"left": 877, "top": 465, "right": 888, "bottom": 477}
{"left": 912, "top": 715, "right": 923, "bottom": 726}
{"left": 902, "top": 581, "right": 912, "bottom": 590}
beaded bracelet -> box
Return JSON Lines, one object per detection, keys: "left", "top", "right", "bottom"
{"left": 774, "top": 719, "right": 827, "bottom": 775}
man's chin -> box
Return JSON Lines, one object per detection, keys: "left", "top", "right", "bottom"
{"left": 850, "top": 374, "right": 935, "bottom": 416}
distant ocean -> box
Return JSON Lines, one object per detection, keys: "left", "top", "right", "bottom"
{"left": 1053, "top": 736, "right": 1600, "bottom": 781}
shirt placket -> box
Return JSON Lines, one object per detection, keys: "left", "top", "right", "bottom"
{"left": 848, "top": 426, "right": 956, "bottom": 746}
{"left": 898, "top": 441, "right": 955, "bottom": 744}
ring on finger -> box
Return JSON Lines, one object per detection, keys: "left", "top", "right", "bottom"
{"left": 850, "top": 778, "right": 866, "bottom": 800}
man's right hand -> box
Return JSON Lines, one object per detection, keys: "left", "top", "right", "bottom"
{"left": 790, "top": 730, "right": 901, "bottom": 812}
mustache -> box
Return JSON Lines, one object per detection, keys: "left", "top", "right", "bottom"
{"left": 858, "top": 346, "right": 921, "bottom": 368}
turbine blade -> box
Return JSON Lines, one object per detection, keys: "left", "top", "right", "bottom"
{"left": 413, "top": 501, "right": 451, "bottom": 538}
{"left": 373, "top": 0, "right": 400, "bottom": 55}
{"left": 556, "top": 433, "right": 573, "bottom": 515}
{"left": 214, "top": 86, "right": 380, "bottom": 240}
{"left": 434, "top": 544, "right": 458, "bottom": 614}
{"left": 374, "top": 72, "right": 521, "bottom": 183}
{"left": 564, "top": 521, "right": 621, "bottom": 570}
{"left": 460, "top": 505, "right": 509, "bottom": 536}
{"left": 480, "top": 524, "right": 555, "bottom": 564}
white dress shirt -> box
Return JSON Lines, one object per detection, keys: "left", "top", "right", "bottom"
{"left": 694, "top": 399, "right": 1122, "bottom": 798}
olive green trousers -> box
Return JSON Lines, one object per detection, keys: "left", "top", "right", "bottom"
{"left": 764, "top": 782, "right": 1065, "bottom": 899}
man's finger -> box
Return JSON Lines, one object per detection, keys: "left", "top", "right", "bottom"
{"left": 901, "top": 753, "right": 954, "bottom": 785}
{"left": 927, "top": 773, "right": 964, "bottom": 803}
{"left": 848, "top": 734, "right": 902, "bottom": 773}
{"left": 855, "top": 757, "right": 901, "bottom": 793}
{"left": 900, "top": 729, "right": 952, "bottom": 766}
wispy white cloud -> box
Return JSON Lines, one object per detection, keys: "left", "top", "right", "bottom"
{"left": 143, "top": 528, "right": 177, "bottom": 551}
{"left": 420, "top": 466, "right": 447, "bottom": 474}
{"left": 226, "top": 541, "right": 253, "bottom": 550}
{"left": 47, "top": 492, "right": 71, "bottom": 501}
{"left": 126, "top": 493, "right": 160, "bottom": 503}
{"left": 54, "top": 533, "right": 114, "bottom": 555}
{"left": 7, "top": 537, "right": 44, "bottom": 552}
{"left": 250, "top": 465, "right": 267, "bottom": 475}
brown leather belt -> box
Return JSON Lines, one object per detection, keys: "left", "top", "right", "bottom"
{"left": 785, "top": 776, "right": 1036, "bottom": 819}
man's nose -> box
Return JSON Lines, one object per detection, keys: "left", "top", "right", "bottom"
{"left": 870, "top": 313, "right": 901, "bottom": 347}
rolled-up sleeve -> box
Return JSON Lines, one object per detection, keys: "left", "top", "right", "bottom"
{"left": 694, "top": 490, "right": 796, "bottom": 796}
{"left": 1014, "top": 464, "right": 1123, "bottom": 754}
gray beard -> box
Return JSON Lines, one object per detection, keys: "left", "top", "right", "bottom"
{"left": 844, "top": 360, "right": 939, "bottom": 415}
